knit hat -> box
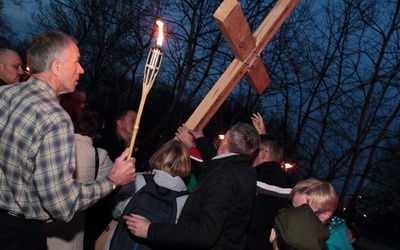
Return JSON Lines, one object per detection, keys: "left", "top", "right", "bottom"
{"left": 274, "top": 204, "right": 330, "bottom": 250}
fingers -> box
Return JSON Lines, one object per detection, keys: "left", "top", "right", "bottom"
{"left": 123, "top": 214, "right": 150, "bottom": 238}
{"left": 175, "top": 124, "right": 195, "bottom": 148}
{"left": 116, "top": 148, "right": 130, "bottom": 161}
{"left": 109, "top": 149, "right": 136, "bottom": 187}
{"left": 130, "top": 214, "right": 146, "bottom": 220}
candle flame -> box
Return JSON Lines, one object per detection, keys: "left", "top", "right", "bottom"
{"left": 156, "top": 20, "right": 164, "bottom": 47}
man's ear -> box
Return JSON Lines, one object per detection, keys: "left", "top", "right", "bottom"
{"left": 116, "top": 119, "right": 122, "bottom": 128}
{"left": 216, "top": 137, "right": 228, "bottom": 154}
{"left": 51, "top": 59, "right": 61, "bottom": 75}
{"left": 220, "top": 137, "right": 228, "bottom": 148}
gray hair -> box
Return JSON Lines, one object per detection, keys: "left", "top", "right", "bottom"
{"left": 226, "top": 123, "right": 260, "bottom": 156}
{"left": 27, "top": 31, "right": 77, "bottom": 74}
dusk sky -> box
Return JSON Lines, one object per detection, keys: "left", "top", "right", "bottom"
{"left": 4, "top": 1, "right": 36, "bottom": 39}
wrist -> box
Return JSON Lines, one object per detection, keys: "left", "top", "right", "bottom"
{"left": 108, "top": 176, "right": 117, "bottom": 190}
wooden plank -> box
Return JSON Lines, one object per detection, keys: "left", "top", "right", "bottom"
{"left": 253, "top": 0, "right": 300, "bottom": 49}
{"left": 185, "top": 58, "right": 247, "bottom": 130}
{"left": 213, "top": 0, "right": 255, "bottom": 62}
{"left": 245, "top": 57, "right": 270, "bottom": 94}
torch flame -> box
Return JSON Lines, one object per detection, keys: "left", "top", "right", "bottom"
{"left": 156, "top": 20, "right": 164, "bottom": 47}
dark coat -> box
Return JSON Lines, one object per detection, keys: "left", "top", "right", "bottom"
{"left": 95, "top": 130, "right": 146, "bottom": 171}
{"left": 95, "top": 131, "right": 126, "bottom": 162}
{"left": 245, "top": 161, "right": 293, "bottom": 250}
{"left": 148, "top": 154, "right": 257, "bottom": 249}
{"left": 195, "top": 137, "right": 217, "bottom": 161}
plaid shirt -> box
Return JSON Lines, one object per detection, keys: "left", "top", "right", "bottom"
{"left": 0, "top": 77, "right": 114, "bottom": 222}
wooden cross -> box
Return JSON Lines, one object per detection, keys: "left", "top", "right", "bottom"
{"left": 95, "top": 1, "right": 299, "bottom": 248}
{"left": 184, "top": 0, "right": 299, "bottom": 130}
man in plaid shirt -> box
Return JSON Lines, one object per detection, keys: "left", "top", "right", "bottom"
{"left": 0, "top": 31, "right": 136, "bottom": 250}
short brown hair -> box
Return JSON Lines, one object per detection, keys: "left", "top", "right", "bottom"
{"left": 74, "top": 107, "right": 104, "bottom": 140}
{"left": 149, "top": 140, "right": 191, "bottom": 178}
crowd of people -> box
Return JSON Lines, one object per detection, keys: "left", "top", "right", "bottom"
{"left": 0, "top": 31, "right": 359, "bottom": 250}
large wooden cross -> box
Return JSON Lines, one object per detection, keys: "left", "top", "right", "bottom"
{"left": 184, "top": 0, "right": 299, "bottom": 130}
{"left": 94, "top": 1, "right": 299, "bottom": 248}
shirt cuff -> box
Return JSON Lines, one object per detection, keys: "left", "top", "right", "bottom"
{"left": 107, "top": 176, "right": 116, "bottom": 190}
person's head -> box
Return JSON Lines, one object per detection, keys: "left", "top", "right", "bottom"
{"left": 290, "top": 178, "right": 338, "bottom": 224}
{"left": 0, "top": 48, "right": 24, "bottom": 84}
{"left": 27, "top": 31, "right": 84, "bottom": 94}
{"left": 74, "top": 106, "right": 105, "bottom": 141}
{"left": 149, "top": 139, "right": 191, "bottom": 179}
{"left": 271, "top": 204, "right": 330, "bottom": 250}
{"left": 115, "top": 109, "right": 137, "bottom": 142}
{"left": 60, "top": 89, "right": 87, "bottom": 120}
{"left": 252, "top": 133, "right": 284, "bottom": 166}
{"left": 217, "top": 122, "right": 260, "bottom": 156}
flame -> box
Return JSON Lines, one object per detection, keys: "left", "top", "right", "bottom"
{"left": 284, "top": 163, "right": 293, "bottom": 169}
{"left": 283, "top": 162, "right": 296, "bottom": 170}
{"left": 156, "top": 20, "right": 164, "bottom": 47}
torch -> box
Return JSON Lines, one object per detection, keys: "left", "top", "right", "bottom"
{"left": 127, "top": 20, "right": 164, "bottom": 160}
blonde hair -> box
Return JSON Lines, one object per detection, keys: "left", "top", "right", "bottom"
{"left": 290, "top": 178, "right": 338, "bottom": 214}
{"left": 149, "top": 140, "right": 191, "bottom": 178}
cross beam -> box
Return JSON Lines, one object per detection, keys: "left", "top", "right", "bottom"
{"left": 184, "top": 0, "right": 299, "bottom": 130}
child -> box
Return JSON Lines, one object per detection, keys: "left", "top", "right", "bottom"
{"left": 269, "top": 204, "right": 330, "bottom": 250}
{"left": 103, "top": 139, "right": 192, "bottom": 249}
{"left": 290, "top": 178, "right": 354, "bottom": 250}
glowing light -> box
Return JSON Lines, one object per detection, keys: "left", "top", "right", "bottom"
{"left": 284, "top": 163, "right": 293, "bottom": 169}
{"left": 218, "top": 134, "right": 225, "bottom": 140}
{"left": 156, "top": 20, "right": 164, "bottom": 47}
{"left": 282, "top": 162, "right": 295, "bottom": 171}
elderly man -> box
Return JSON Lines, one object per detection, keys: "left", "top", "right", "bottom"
{"left": 0, "top": 48, "right": 24, "bottom": 85}
{"left": 124, "top": 123, "right": 260, "bottom": 249}
{"left": 0, "top": 31, "right": 136, "bottom": 250}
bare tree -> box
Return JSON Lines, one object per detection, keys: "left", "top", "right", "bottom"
{"left": 257, "top": 0, "right": 400, "bottom": 220}
{"left": 0, "top": 0, "right": 17, "bottom": 45}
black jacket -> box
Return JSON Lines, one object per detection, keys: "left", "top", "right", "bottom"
{"left": 95, "top": 130, "right": 126, "bottom": 162}
{"left": 95, "top": 130, "right": 146, "bottom": 171}
{"left": 245, "top": 161, "right": 293, "bottom": 250}
{"left": 148, "top": 154, "right": 257, "bottom": 249}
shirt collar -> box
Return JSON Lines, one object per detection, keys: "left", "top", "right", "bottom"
{"left": 212, "top": 152, "right": 238, "bottom": 160}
